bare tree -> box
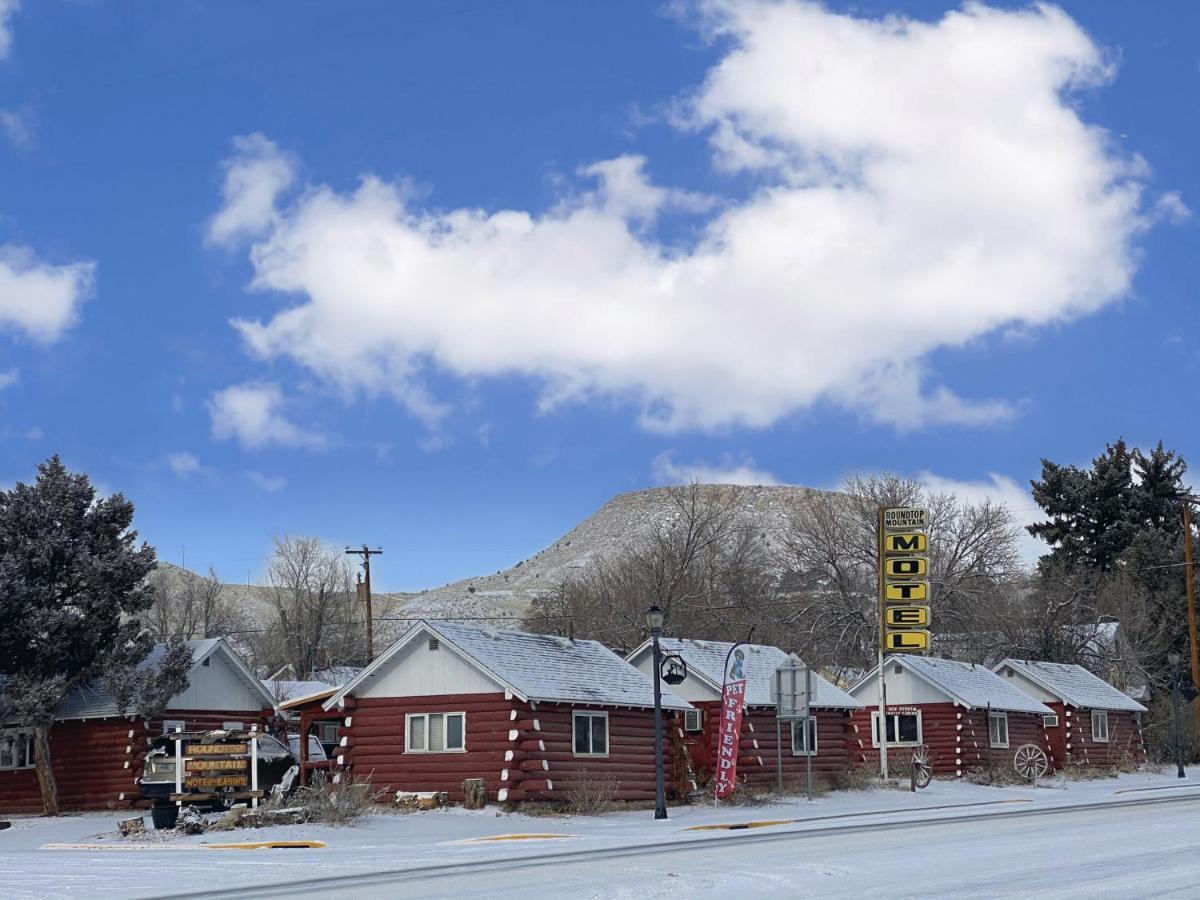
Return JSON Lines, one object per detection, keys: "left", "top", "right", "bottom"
{"left": 526, "top": 484, "right": 767, "bottom": 650}
{"left": 264, "top": 536, "right": 362, "bottom": 677}
{"left": 144, "top": 566, "right": 233, "bottom": 641}
{"left": 776, "top": 474, "right": 1023, "bottom": 672}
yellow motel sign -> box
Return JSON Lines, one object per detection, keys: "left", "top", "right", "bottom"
{"left": 885, "top": 606, "right": 929, "bottom": 627}
{"left": 879, "top": 507, "right": 931, "bottom": 655}
{"left": 884, "top": 532, "right": 927, "bottom": 553}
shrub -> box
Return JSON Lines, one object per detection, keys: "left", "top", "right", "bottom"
{"left": 562, "top": 770, "right": 620, "bottom": 815}
{"left": 281, "top": 772, "right": 384, "bottom": 825}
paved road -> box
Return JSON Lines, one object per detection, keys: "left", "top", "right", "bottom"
{"left": 208, "top": 794, "right": 1200, "bottom": 899}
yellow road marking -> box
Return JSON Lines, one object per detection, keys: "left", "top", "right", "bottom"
{"left": 448, "top": 833, "right": 576, "bottom": 844}
{"left": 684, "top": 819, "right": 797, "bottom": 832}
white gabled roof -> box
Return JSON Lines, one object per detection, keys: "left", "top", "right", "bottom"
{"left": 996, "top": 659, "right": 1147, "bottom": 713}
{"left": 325, "top": 621, "right": 692, "bottom": 712}
{"left": 854, "top": 656, "right": 1053, "bottom": 715}
{"left": 54, "top": 638, "right": 278, "bottom": 720}
{"left": 628, "top": 638, "right": 862, "bottom": 709}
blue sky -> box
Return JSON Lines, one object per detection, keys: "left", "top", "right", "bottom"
{"left": 0, "top": 1, "right": 1195, "bottom": 591}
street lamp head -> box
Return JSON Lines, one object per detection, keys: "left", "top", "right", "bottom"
{"left": 645, "top": 604, "right": 665, "bottom": 633}
{"left": 1168, "top": 650, "right": 1181, "bottom": 667}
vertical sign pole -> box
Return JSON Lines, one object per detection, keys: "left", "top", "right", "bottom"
{"left": 804, "top": 665, "right": 813, "bottom": 801}
{"left": 174, "top": 726, "right": 182, "bottom": 808}
{"left": 775, "top": 669, "right": 783, "bottom": 795}
{"left": 877, "top": 506, "right": 889, "bottom": 780}
{"left": 250, "top": 725, "right": 259, "bottom": 810}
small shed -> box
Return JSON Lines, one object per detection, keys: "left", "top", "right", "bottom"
{"left": 626, "top": 638, "right": 862, "bottom": 790}
{"left": 323, "top": 621, "right": 692, "bottom": 804}
{"left": 0, "top": 638, "right": 278, "bottom": 814}
{"left": 847, "top": 655, "right": 1053, "bottom": 777}
{"left": 993, "top": 659, "right": 1147, "bottom": 768}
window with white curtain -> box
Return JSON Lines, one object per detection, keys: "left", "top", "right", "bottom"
{"left": 405, "top": 712, "right": 466, "bottom": 752}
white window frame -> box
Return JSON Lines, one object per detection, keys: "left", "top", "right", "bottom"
{"left": 572, "top": 710, "right": 610, "bottom": 758}
{"left": 316, "top": 721, "right": 339, "bottom": 745}
{"left": 1043, "top": 714, "right": 1059, "bottom": 729}
{"left": 0, "top": 727, "right": 35, "bottom": 770}
{"left": 988, "top": 711, "right": 1009, "bottom": 749}
{"left": 871, "top": 711, "right": 923, "bottom": 748}
{"left": 162, "top": 719, "right": 186, "bottom": 734}
{"left": 790, "top": 716, "right": 818, "bottom": 756}
{"left": 1091, "top": 709, "right": 1109, "bottom": 743}
{"left": 404, "top": 712, "right": 466, "bottom": 753}
{"left": 222, "top": 721, "right": 244, "bottom": 732}
{"left": 683, "top": 709, "right": 703, "bottom": 733}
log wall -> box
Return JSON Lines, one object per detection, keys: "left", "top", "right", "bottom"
{"left": 336, "top": 692, "right": 514, "bottom": 801}
{"left": 682, "top": 702, "right": 855, "bottom": 789}
{"left": 850, "top": 703, "right": 1050, "bottom": 777}
{"left": 1064, "top": 707, "right": 1145, "bottom": 767}
{"left": 0, "top": 707, "right": 270, "bottom": 814}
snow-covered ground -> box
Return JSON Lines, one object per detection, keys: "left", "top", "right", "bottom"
{"left": 3, "top": 768, "right": 1198, "bottom": 899}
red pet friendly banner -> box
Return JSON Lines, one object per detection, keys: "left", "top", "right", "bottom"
{"left": 715, "top": 648, "right": 748, "bottom": 800}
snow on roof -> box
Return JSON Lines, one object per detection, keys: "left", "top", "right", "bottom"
{"left": 905, "top": 656, "right": 1052, "bottom": 714}
{"left": 997, "top": 659, "right": 1147, "bottom": 713}
{"left": 855, "top": 656, "right": 1053, "bottom": 715}
{"left": 631, "top": 638, "right": 862, "bottom": 709}
{"left": 54, "top": 638, "right": 276, "bottom": 720}
{"left": 264, "top": 679, "right": 335, "bottom": 704}
{"left": 328, "top": 621, "right": 691, "bottom": 711}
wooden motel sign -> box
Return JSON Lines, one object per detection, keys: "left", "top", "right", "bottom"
{"left": 186, "top": 758, "right": 248, "bottom": 772}
{"left": 187, "top": 774, "right": 248, "bottom": 788}
{"left": 186, "top": 743, "right": 245, "bottom": 756}
{"left": 880, "top": 507, "right": 931, "bottom": 654}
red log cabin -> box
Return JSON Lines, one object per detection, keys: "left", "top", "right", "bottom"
{"left": 0, "top": 638, "right": 278, "bottom": 814}
{"left": 626, "top": 638, "right": 863, "bottom": 791}
{"left": 992, "top": 658, "right": 1147, "bottom": 769}
{"left": 848, "top": 655, "right": 1053, "bottom": 778}
{"left": 323, "top": 621, "right": 693, "bottom": 804}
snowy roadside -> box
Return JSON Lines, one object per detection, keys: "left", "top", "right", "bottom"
{"left": 2, "top": 768, "right": 1198, "bottom": 899}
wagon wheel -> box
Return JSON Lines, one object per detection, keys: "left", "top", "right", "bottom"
{"left": 1013, "top": 743, "right": 1049, "bottom": 782}
{"left": 911, "top": 745, "right": 933, "bottom": 789}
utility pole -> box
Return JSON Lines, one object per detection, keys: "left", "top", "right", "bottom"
{"left": 1184, "top": 503, "right": 1199, "bottom": 741}
{"left": 346, "top": 545, "right": 383, "bottom": 662}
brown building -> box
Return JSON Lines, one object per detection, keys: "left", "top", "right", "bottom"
{"left": 993, "top": 659, "right": 1147, "bottom": 768}
{"left": 323, "top": 621, "right": 692, "bottom": 804}
{"left": 848, "top": 655, "right": 1053, "bottom": 777}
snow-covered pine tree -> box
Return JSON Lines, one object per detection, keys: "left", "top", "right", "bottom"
{"left": 0, "top": 456, "right": 163, "bottom": 815}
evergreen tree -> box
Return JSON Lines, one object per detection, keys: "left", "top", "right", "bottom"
{"left": 1029, "top": 439, "right": 1158, "bottom": 572}
{"left": 0, "top": 457, "right": 176, "bottom": 814}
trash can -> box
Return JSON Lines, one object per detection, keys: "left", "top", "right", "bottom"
{"left": 150, "top": 801, "right": 179, "bottom": 830}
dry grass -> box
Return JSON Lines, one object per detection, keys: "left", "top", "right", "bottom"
{"left": 275, "top": 772, "right": 385, "bottom": 825}
{"left": 562, "top": 770, "right": 620, "bottom": 815}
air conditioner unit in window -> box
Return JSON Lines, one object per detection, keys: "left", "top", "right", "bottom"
{"left": 684, "top": 709, "right": 703, "bottom": 732}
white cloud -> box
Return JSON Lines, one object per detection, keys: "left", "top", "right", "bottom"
{"left": 166, "top": 451, "right": 202, "bottom": 478}
{"left": 218, "top": 1, "right": 1150, "bottom": 433}
{"left": 246, "top": 471, "right": 287, "bottom": 492}
{"left": 916, "top": 470, "right": 1044, "bottom": 566}
{"left": 208, "top": 382, "right": 324, "bottom": 449}
{"left": 0, "top": 108, "right": 32, "bottom": 147}
{"left": 207, "top": 133, "right": 296, "bottom": 248}
{"left": 0, "top": 245, "right": 93, "bottom": 342}
{"left": 0, "top": 367, "right": 17, "bottom": 390}
{"left": 653, "top": 450, "right": 778, "bottom": 486}
{"left": 0, "top": 0, "right": 18, "bottom": 60}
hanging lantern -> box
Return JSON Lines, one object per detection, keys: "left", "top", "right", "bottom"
{"left": 661, "top": 653, "right": 688, "bottom": 686}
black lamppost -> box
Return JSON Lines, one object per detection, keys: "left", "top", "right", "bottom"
{"left": 647, "top": 603, "right": 668, "bottom": 820}
{"left": 1169, "top": 650, "right": 1186, "bottom": 779}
